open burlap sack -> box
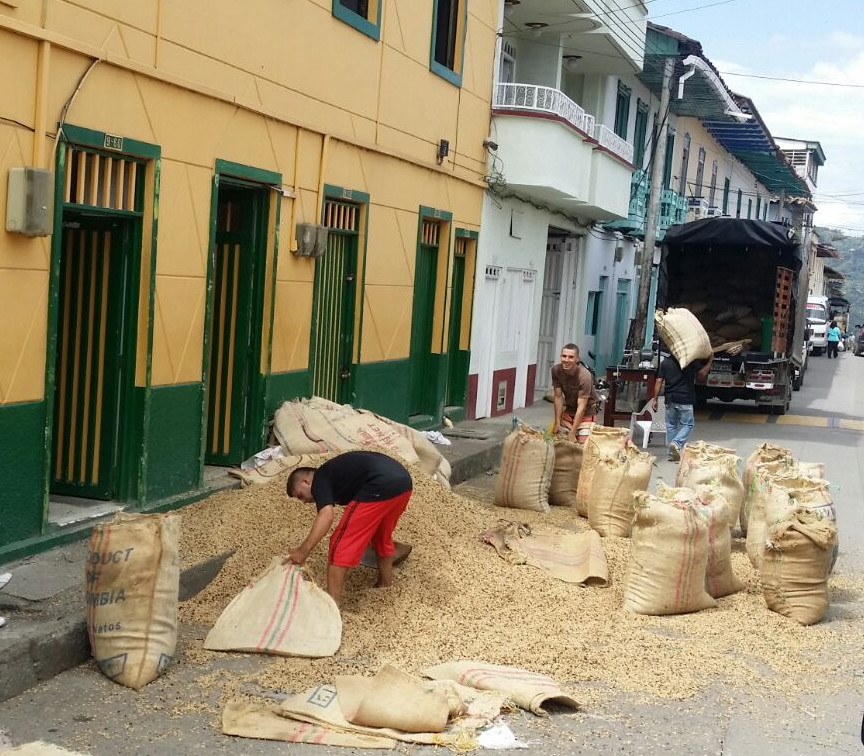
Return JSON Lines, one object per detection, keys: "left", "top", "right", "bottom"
{"left": 494, "top": 424, "right": 553, "bottom": 513}
{"left": 575, "top": 425, "right": 629, "bottom": 517}
{"left": 86, "top": 513, "right": 179, "bottom": 690}
{"left": 336, "top": 665, "right": 450, "bottom": 733}
{"left": 654, "top": 308, "right": 712, "bottom": 368}
{"left": 221, "top": 700, "right": 396, "bottom": 749}
{"left": 743, "top": 443, "right": 791, "bottom": 494}
{"left": 695, "top": 486, "right": 744, "bottom": 598}
{"left": 587, "top": 443, "right": 654, "bottom": 538}
{"left": 548, "top": 439, "right": 584, "bottom": 507}
{"left": 423, "top": 661, "right": 579, "bottom": 716}
{"left": 762, "top": 508, "right": 837, "bottom": 625}
{"left": 676, "top": 441, "right": 737, "bottom": 483}
{"left": 740, "top": 451, "right": 795, "bottom": 535}
{"left": 748, "top": 475, "right": 836, "bottom": 571}
{"left": 677, "top": 451, "right": 744, "bottom": 528}
{"left": 205, "top": 559, "right": 341, "bottom": 657}
{"left": 623, "top": 486, "right": 716, "bottom": 615}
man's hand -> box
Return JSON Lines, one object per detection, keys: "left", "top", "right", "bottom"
{"left": 284, "top": 548, "right": 308, "bottom": 566}
{"left": 652, "top": 398, "right": 659, "bottom": 412}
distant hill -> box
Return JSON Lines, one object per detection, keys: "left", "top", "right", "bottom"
{"left": 813, "top": 226, "right": 864, "bottom": 329}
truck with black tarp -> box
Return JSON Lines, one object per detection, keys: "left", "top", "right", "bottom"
{"left": 657, "top": 217, "right": 805, "bottom": 414}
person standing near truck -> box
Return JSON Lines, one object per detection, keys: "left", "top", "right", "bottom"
{"left": 826, "top": 321, "right": 842, "bottom": 359}
{"left": 653, "top": 351, "right": 713, "bottom": 461}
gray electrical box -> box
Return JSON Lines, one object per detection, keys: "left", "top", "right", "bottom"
{"left": 295, "top": 222, "right": 328, "bottom": 258}
{"left": 6, "top": 167, "right": 54, "bottom": 237}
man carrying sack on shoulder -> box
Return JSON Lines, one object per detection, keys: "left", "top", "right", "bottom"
{"left": 551, "top": 343, "right": 600, "bottom": 444}
{"left": 653, "top": 350, "right": 713, "bottom": 461}
{"left": 286, "top": 451, "right": 413, "bottom": 607}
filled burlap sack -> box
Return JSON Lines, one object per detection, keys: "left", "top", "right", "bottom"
{"left": 677, "top": 451, "right": 744, "bottom": 528}
{"left": 86, "top": 513, "right": 180, "bottom": 690}
{"left": 677, "top": 440, "right": 737, "bottom": 475}
{"left": 494, "top": 424, "right": 553, "bottom": 512}
{"left": 205, "top": 559, "right": 341, "bottom": 657}
{"left": 575, "top": 425, "right": 628, "bottom": 517}
{"left": 548, "top": 439, "right": 584, "bottom": 507}
{"left": 654, "top": 307, "right": 712, "bottom": 368}
{"left": 748, "top": 474, "right": 836, "bottom": 570}
{"left": 696, "top": 486, "right": 744, "bottom": 598}
{"left": 740, "top": 444, "right": 792, "bottom": 534}
{"left": 762, "top": 508, "right": 837, "bottom": 625}
{"left": 587, "top": 443, "right": 654, "bottom": 538}
{"left": 623, "top": 486, "right": 716, "bottom": 615}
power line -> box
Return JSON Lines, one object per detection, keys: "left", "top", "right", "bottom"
{"left": 650, "top": 0, "right": 743, "bottom": 19}
{"left": 718, "top": 71, "right": 864, "bottom": 89}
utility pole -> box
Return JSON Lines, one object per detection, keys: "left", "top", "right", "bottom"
{"left": 630, "top": 57, "right": 674, "bottom": 357}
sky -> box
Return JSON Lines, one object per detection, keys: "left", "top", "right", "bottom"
{"left": 648, "top": 0, "right": 864, "bottom": 237}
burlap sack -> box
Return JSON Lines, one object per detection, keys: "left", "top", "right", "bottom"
{"left": 205, "top": 559, "right": 341, "bottom": 657}
{"left": 494, "top": 424, "right": 553, "bottom": 512}
{"left": 423, "top": 661, "right": 579, "bottom": 716}
{"left": 548, "top": 439, "right": 584, "bottom": 506}
{"left": 748, "top": 475, "right": 835, "bottom": 570}
{"left": 575, "top": 425, "right": 629, "bottom": 517}
{"left": 5, "top": 745, "right": 90, "bottom": 756}
{"left": 337, "top": 665, "right": 449, "bottom": 733}
{"left": 221, "top": 700, "right": 396, "bottom": 749}
{"left": 677, "top": 452, "right": 744, "bottom": 527}
{"left": 762, "top": 508, "right": 837, "bottom": 625}
{"left": 654, "top": 308, "right": 712, "bottom": 368}
{"left": 676, "top": 441, "right": 737, "bottom": 483}
{"left": 696, "top": 486, "right": 744, "bottom": 598}
{"left": 86, "top": 513, "right": 179, "bottom": 690}
{"left": 623, "top": 487, "right": 716, "bottom": 615}
{"left": 587, "top": 443, "right": 654, "bottom": 537}
{"left": 740, "top": 453, "right": 795, "bottom": 535}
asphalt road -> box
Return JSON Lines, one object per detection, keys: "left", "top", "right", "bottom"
{"left": 1, "top": 351, "right": 863, "bottom": 755}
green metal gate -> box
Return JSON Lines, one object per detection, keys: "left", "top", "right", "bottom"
{"left": 445, "top": 236, "right": 468, "bottom": 409}
{"left": 310, "top": 199, "right": 359, "bottom": 403}
{"left": 409, "top": 219, "right": 440, "bottom": 417}
{"left": 206, "top": 186, "right": 267, "bottom": 466}
{"left": 52, "top": 219, "right": 130, "bottom": 499}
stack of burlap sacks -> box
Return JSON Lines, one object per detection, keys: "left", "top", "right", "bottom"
{"left": 493, "top": 424, "right": 838, "bottom": 625}
{"left": 665, "top": 252, "right": 778, "bottom": 351}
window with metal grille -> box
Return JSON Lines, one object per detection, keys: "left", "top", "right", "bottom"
{"left": 677, "top": 133, "right": 691, "bottom": 196}
{"left": 431, "top": 0, "right": 467, "bottom": 86}
{"left": 709, "top": 161, "right": 718, "bottom": 207}
{"left": 332, "top": 0, "right": 381, "bottom": 40}
{"left": 63, "top": 146, "right": 143, "bottom": 212}
{"left": 694, "top": 147, "right": 706, "bottom": 198}
{"left": 613, "top": 81, "right": 631, "bottom": 140}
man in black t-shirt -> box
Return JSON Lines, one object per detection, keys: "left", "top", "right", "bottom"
{"left": 285, "top": 451, "right": 413, "bottom": 606}
{"left": 653, "top": 352, "right": 713, "bottom": 461}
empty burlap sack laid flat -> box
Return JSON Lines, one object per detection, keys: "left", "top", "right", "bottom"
{"left": 587, "top": 442, "right": 654, "bottom": 538}
{"left": 623, "top": 486, "right": 716, "bottom": 615}
{"left": 494, "top": 423, "right": 553, "bottom": 513}
{"left": 695, "top": 485, "right": 744, "bottom": 598}
{"left": 762, "top": 508, "right": 837, "bottom": 625}
{"left": 423, "top": 661, "right": 579, "bottom": 716}
{"left": 221, "top": 700, "right": 396, "bottom": 749}
{"left": 86, "top": 512, "right": 179, "bottom": 690}
{"left": 482, "top": 521, "right": 608, "bottom": 585}
{"left": 654, "top": 307, "right": 712, "bottom": 368}
{"left": 205, "top": 558, "right": 341, "bottom": 657}
{"left": 548, "top": 438, "right": 584, "bottom": 506}
{"left": 748, "top": 474, "right": 836, "bottom": 571}
{"left": 677, "top": 449, "right": 744, "bottom": 527}
{"left": 5, "top": 745, "right": 91, "bottom": 756}
{"left": 575, "top": 425, "right": 629, "bottom": 517}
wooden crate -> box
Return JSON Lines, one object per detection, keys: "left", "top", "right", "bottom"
{"left": 772, "top": 267, "right": 794, "bottom": 352}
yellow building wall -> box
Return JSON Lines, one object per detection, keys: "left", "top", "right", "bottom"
{"left": 0, "top": 0, "right": 492, "bottom": 400}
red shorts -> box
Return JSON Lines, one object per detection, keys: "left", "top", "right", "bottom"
{"left": 562, "top": 413, "right": 596, "bottom": 444}
{"left": 328, "top": 490, "right": 412, "bottom": 568}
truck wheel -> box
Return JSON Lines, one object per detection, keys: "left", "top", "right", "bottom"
{"left": 793, "top": 373, "right": 802, "bottom": 391}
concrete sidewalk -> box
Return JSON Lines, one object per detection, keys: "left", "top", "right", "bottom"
{"left": 0, "top": 400, "right": 555, "bottom": 703}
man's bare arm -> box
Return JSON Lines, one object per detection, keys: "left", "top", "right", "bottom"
{"left": 286, "top": 505, "right": 334, "bottom": 565}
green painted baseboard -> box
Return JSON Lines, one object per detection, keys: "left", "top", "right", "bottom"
{"left": 353, "top": 359, "right": 410, "bottom": 423}
{"left": 0, "top": 400, "right": 47, "bottom": 548}
{"left": 266, "top": 370, "right": 310, "bottom": 418}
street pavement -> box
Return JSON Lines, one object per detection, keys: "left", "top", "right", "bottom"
{"left": 1, "top": 352, "right": 863, "bottom": 754}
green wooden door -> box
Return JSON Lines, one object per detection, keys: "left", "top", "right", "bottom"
{"left": 206, "top": 186, "right": 266, "bottom": 465}
{"left": 612, "top": 280, "right": 630, "bottom": 366}
{"left": 409, "top": 219, "right": 440, "bottom": 417}
{"left": 445, "top": 240, "right": 468, "bottom": 409}
{"left": 310, "top": 200, "right": 359, "bottom": 404}
{"left": 52, "top": 216, "right": 132, "bottom": 499}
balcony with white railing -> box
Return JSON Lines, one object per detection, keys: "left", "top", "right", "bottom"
{"left": 494, "top": 83, "right": 596, "bottom": 136}
{"left": 593, "top": 123, "right": 634, "bottom": 165}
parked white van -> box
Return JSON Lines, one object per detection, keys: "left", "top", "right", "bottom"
{"left": 806, "top": 295, "right": 830, "bottom": 355}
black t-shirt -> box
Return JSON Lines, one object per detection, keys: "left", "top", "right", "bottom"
{"left": 659, "top": 356, "right": 702, "bottom": 405}
{"left": 311, "top": 451, "right": 412, "bottom": 511}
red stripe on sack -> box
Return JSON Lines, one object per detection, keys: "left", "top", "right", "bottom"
{"left": 272, "top": 568, "right": 303, "bottom": 648}
{"left": 673, "top": 503, "right": 694, "bottom": 609}
{"left": 290, "top": 722, "right": 310, "bottom": 743}
{"left": 256, "top": 567, "right": 294, "bottom": 651}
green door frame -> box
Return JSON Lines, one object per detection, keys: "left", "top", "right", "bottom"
{"left": 445, "top": 228, "right": 477, "bottom": 420}
{"left": 44, "top": 125, "right": 160, "bottom": 515}
{"left": 201, "top": 160, "right": 281, "bottom": 470}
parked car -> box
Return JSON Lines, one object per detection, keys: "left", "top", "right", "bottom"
{"left": 854, "top": 325, "right": 864, "bottom": 357}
